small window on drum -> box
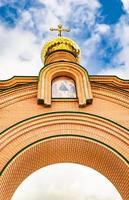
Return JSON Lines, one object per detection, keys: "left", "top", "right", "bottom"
{"left": 52, "top": 77, "right": 77, "bottom": 98}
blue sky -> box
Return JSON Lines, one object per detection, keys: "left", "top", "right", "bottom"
{"left": 0, "top": 0, "right": 129, "bottom": 80}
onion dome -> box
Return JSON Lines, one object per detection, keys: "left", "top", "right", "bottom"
{"left": 41, "top": 36, "right": 81, "bottom": 64}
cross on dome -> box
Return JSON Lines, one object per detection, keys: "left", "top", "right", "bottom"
{"left": 50, "top": 24, "right": 70, "bottom": 37}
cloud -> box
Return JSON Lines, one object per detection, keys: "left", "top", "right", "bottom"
{"left": 11, "top": 163, "right": 122, "bottom": 200}
{"left": 0, "top": 0, "right": 101, "bottom": 80}
{"left": 80, "top": 23, "right": 111, "bottom": 73}
{"left": 121, "top": 0, "right": 129, "bottom": 13}
{"left": 95, "top": 24, "right": 110, "bottom": 35}
{"left": 0, "top": 24, "right": 42, "bottom": 80}
{"left": 22, "top": 0, "right": 100, "bottom": 35}
{"left": 0, "top": 0, "right": 129, "bottom": 80}
{"left": 98, "top": 15, "right": 129, "bottom": 79}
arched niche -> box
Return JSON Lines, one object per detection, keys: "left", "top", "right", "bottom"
{"left": 38, "top": 61, "right": 93, "bottom": 107}
{"left": 52, "top": 76, "right": 77, "bottom": 98}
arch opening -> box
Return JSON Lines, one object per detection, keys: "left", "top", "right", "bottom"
{"left": 11, "top": 163, "right": 122, "bottom": 200}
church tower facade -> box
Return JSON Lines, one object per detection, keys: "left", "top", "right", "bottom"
{"left": 38, "top": 32, "right": 92, "bottom": 107}
{"left": 0, "top": 25, "right": 129, "bottom": 200}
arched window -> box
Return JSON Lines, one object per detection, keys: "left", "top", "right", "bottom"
{"left": 52, "top": 77, "right": 77, "bottom": 98}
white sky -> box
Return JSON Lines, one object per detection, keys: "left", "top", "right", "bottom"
{"left": 11, "top": 163, "right": 122, "bottom": 200}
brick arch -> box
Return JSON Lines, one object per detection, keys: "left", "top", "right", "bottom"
{"left": 1, "top": 112, "right": 129, "bottom": 171}
{"left": 1, "top": 136, "right": 129, "bottom": 200}
{"left": 1, "top": 112, "right": 129, "bottom": 200}
{"left": 38, "top": 61, "right": 93, "bottom": 106}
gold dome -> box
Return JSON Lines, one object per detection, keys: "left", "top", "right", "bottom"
{"left": 41, "top": 36, "right": 80, "bottom": 63}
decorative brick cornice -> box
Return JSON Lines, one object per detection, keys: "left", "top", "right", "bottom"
{"left": 92, "top": 82, "right": 129, "bottom": 108}
{"left": 90, "top": 75, "right": 129, "bottom": 91}
{"left": 0, "top": 82, "right": 129, "bottom": 109}
{"left": 0, "top": 75, "right": 129, "bottom": 91}
{"left": 0, "top": 84, "right": 37, "bottom": 108}
{"left": 0, "top": 76, "right": 38, "bottom": 90}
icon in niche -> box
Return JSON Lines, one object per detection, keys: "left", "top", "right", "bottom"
{"left": 52, "top": 77, "right": 77, "bottom": 98}
{"left": 59, "top": 82, "right": 69, "bottom": 91}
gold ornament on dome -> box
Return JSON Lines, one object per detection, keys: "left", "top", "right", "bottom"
{"left": 41, "top": 24, "right": 81, "bottom": 63}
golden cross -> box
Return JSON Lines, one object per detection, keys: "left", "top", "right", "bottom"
{"left": 50, "top": 24, "right": 70, "bottom": 37}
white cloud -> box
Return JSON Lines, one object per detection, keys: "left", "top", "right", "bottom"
{"left": 98, "top": 15, "right": 129, "bottom": 79}
{"left": 80, "top": 23, "right": 110, "bottom": 72}
{"left": 37, "top": 0, "right": 100, "bottom": 31}
{"left": 82, "top": 34, "right": 100, "bottom": 61}
{"left": 0, "top": 0, "right": 129, "bottom": 80}
{"left": 0, "top": 0, "right": 101, "bottom": 80}
{"left": 95, "top": 24, "right": 110, "bottom": 35}
{"left": 11, "top": 163, "right": 122, "bottom": 200}
{"left": 121, "top": 0, "right": 129, "bottom": 13}
{"left": 0, "top": 24, "right": 43, "bottom": 80}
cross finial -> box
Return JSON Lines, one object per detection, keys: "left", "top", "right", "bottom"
{"left": 50, "top": 24, "right": 70, "bottom": 37}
